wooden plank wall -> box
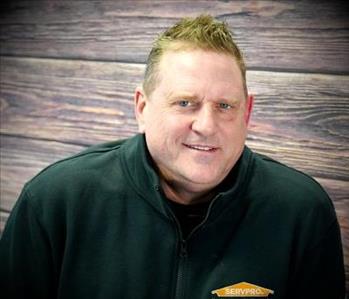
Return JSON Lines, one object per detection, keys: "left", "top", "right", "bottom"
{"left": 1, "top": 0, "right": 348, "bottom": 290}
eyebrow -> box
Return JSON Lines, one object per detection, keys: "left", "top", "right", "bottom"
{"left": 167, "top": 91, "right": 241, "bottom": 104}
{"left": 167, "top": 91, "right": 197, "bottom": 100}
{"left": 216, "top": 97, "right": 240, "bottom": 104}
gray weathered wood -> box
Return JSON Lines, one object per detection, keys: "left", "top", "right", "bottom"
{"left": 0, "top": 211, "right": 9, "bottom": 235}
{"left": 0, "top": 135, "right": 85, "bottom": 212}
{"left": 1, "top": 1, "right": 348, "bottom": 73}
{"left": 0, "top": 56, "right": 141, "bottom": 145}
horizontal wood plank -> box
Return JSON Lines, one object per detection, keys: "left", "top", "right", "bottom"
{"left": 1, "top": 1, "right": 348, "bottom": 73}
{"left": 0, "top": 135, "right": 86, "bottom": 212}
{"left": 0, "top": 211, "right": 9, "bottom": 236}
{"left": 246, "top": 70, "right": 349, "bottom": 181}
{"left": 0, "top": 56, "right": 141, "bottom": 144}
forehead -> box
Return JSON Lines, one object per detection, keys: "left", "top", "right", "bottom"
{"left": 156, "top": 50, "right": 245, "bottom": 98}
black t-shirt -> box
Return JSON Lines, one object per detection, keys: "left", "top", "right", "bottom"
{"left": 169, "top": 200, "right": 211, "bottom": 239}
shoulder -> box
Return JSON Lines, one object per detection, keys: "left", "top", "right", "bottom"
{"left": 22, "top": 138, "right": 130, "bottom": 207}
{"left": 253, "top": 152, "right": 329, "bottom": 198}
{"left": 33, "top": 138, "right": 125, "bottom": 179}
{"left": 7, "top": 136, "right": 145, "bottom": 233}
{"left": 250, "top": 151, "right": 336, "bottom": 221}
{"left": 247, "top": 151, "right": 340, "bottom": 251}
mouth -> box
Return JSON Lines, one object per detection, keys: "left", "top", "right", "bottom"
{"left": 183, "top": 143, "right": 218, "bottom": 152}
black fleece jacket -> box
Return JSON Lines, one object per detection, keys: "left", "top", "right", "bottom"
{"left": 0, "top": 134, "right": 345, "bottom": 299}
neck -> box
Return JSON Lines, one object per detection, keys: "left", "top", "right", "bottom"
{"left": 161, "top": 178, "right": 216, "bottom": 205}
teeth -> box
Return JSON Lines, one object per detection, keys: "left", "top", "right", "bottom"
{"left": 187, "top": 145, "right": 215, "bottom": 151}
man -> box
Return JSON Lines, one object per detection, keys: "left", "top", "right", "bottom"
{"left": 0, "top": 15, "right": 345, "bottom": 299}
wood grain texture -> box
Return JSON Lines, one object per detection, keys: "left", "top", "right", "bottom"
{"left": 0, "top": 212, "right": 8, "bottom": 235}
{"left": 0, "top": 56, "right": 141, "bottom": 144}
{"left": 0, "top": 135, "right": 85, "bottom": 212}
{"left": 1, "top": 1, "right": 348, "bottom": 73}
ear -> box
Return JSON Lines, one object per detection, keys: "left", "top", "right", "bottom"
{"left": 134, "top": 86, "right": 148, "bottom": 132}
{"left": 244, "top": 94, "right": 254, "bottom": 125}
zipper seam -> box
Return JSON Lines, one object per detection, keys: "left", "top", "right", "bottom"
{"left": 185, "top": 194, "right": 222, "bottom": 241}
{"left": 165, "top": 193, "right": 222, "bottom": 299}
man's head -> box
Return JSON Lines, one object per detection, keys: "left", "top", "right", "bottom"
{"left": 143, "top": 15, "right": 247, "bottom": 98}
{"left": 135, "top": 15, "right": 253, "bottom": 203}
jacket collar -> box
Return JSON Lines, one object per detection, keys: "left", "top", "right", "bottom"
{"left": 120, "top": 134, "right": 254, "bottom": 217}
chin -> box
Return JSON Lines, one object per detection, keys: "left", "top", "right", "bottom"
{"left": 184, "top": 172, "right": 224, "bottom": 188}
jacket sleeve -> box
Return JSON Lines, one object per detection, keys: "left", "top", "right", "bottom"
{"left": 0, "top": 188, "right": 56, "bottom": 299}
{"left": 287, "top": 217, "right": 346, "bottom": 299}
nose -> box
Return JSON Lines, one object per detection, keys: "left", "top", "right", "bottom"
{"left": 191, "top": 105, "right": 217, "bottom": 136}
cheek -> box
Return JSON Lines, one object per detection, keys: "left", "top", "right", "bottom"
{"left": 144, "top": 111, "right": 165, "bottom": 132}
{"left": 158, "top": 114, "right": 189, "bottom": 134}
{"left": 221, "top": 119, "right": 248, "bottom": 143}
{"left": 146, "top": 115, "right": 182, "bottom": 143}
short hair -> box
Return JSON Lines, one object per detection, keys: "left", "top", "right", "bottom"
{"left": 143, "top": 15, "right": 247, "bottom": 97}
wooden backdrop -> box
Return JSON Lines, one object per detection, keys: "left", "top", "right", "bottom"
{"left": 1, "top": 0, "right": 348, "bottom": 291}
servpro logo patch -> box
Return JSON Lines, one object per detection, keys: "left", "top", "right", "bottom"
{"left": 211, "top": 281, "right": 274, "bottom": 297}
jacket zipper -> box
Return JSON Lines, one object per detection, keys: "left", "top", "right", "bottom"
{"left": 172, "top": 194, "right": 222, "bottom": 299}
{"left": 187, "top": 194, "right": 221, "bottom": 239}
{"left": 174, "top": 239, "right": 188, "bottom": 299}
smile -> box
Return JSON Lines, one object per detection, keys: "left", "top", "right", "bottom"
{"left": 183, "top": 144, "right": 218, "bottom": 152}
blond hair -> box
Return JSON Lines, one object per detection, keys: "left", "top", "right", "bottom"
{"left": 143, "top": 15, "right": 247, "bottom": 97}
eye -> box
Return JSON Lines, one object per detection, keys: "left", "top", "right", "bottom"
{"left": 219, "top": 102, "right": 232, "bottom": 110}
{"left": 178, "top": 100, "right": 190, "bottom": 107}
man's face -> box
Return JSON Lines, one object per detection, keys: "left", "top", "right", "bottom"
{"left": 135, "top": 50, "right": 253, "bottom": 194}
